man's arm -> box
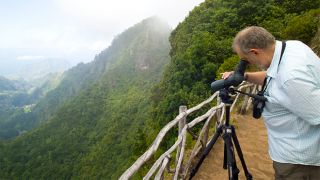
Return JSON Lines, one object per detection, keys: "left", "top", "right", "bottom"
{"left": 222, "top": 71, "right": 266, "bottom": 85}
{"left": 244, "top": 71, "right": 267, "bottom": 85}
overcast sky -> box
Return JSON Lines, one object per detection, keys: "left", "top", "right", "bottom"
{"left": 0, "top": 0, "right": 204, "bottom": 63}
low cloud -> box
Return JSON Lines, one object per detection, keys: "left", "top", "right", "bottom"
{"left": 16, "top": 55, "right": 46, "bottom": 61}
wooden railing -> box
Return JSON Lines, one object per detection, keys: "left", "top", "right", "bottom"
{"left": 120, "top": 83, "right": 258, "bottom": 180}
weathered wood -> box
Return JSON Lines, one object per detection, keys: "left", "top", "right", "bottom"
{"left": 179, "top": 106, "right": 187, "bottom": 133}
{"left": 201, "top": 115, "right": 211, "bottom": 149}
{"left": 245, "top": 85, "right": 258, "bottom": 112}
{"left": 219, "top": 105, "right": 226, "bottom": 124}
{"left": 120, "top": 85, "right": 255, "bottom": 180}
{"left": 240, "top": 86, "right": 251, "bottom": 114}
{"left": 183, "top": 111, "right": 217, "bottom": 178}
{"left": 119, "top": 113, "right": 185, "bottom": 180}
{"left": 154, "top": 156, "right": 170, "bottom": 180}
{"left": 187, "top": 104, "right": 223, "bottom": 128}
{"left": 174, "top": 130, "right": 187, "bottom": 180}
{"left": 120, "top": 92, "right": 219, "bottom": 180}
{"left": 143, "top": 106, "right": 220, "bottom": 179}
{"left": 216, "top": 95, "right": 222, "bottom": 121}
{"left": 166, "top": 158, "right": 175, "bottom": 174}
{"left": 143, "top": 126, "right": 187, "bottom": 180}
{"left": 186, "top": 91, "right": 219, "bottom": 115}
{"left": 176, "top": 106, "right": 187, "bottom": 165}
{"left": 231, "top": 84, "right": 252, "bottom": 112}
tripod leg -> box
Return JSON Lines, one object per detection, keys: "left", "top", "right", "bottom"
{"left": 223, "top": 127, "right": 239, "bottom": 180}
{"left": 223, "top": 143, "right": 227, "bottom": 169}
{"left": 189, "top": 124, "right": 223, "bottom": 180}
{"left": 231, "top": 126, "right": 253, "bottom": 180}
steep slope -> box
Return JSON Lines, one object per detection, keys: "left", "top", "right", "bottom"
{"left": 0, "top": 76, "right": 30, "bottom": 92}
{"left": 0, "top": 16, "right": 171, "bottom": 179}
{"left": 0, "top": 72, "right": 71, "bottom": 139}
{"left": 0, "top": 77, "right": 35, "bottom": 139}
{"left": 1, "top": 21, "right": 132, "bottom": 138}
{"left": 6, "top": 16, "right": 173, "bottom": 137}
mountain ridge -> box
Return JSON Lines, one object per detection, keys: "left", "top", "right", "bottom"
{"left": 0, "top": 16, "right": 171, "bottom": 179}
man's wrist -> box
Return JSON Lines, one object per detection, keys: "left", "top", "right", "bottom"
{"left": 244, "top": 73, "right": 248, "bottom": 81}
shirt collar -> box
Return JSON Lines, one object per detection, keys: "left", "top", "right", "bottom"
{"left": 266, "top": 40, "right": 282, "bottom": 78}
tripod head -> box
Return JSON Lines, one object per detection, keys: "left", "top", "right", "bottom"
{"left": 219, "top": 88, "right": 234, "bottom": 105}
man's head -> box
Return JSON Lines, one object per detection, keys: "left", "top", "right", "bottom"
{"left": 233, "top": 26, "right": 276, "bottom": 69}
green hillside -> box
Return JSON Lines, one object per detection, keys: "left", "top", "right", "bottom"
{"left": 0, "top": 0, "right": 319, "bottom": 179}
{"left": 0, "top": 76, "right": 37, "bottom": 139}
{"left": 0, "top": 16, "right": 171, "bottom": 179}
{"left": 0, "top": 73, "right": 64, "bottom": 139}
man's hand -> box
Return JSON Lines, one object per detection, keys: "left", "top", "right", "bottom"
{"left": 221, "top": 71, "right": 234, "bottom": 80}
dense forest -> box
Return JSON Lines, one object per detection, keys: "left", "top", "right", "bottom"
{"left": 0, "top": 16, "right": 171, "bottom": 179}
{"left": 0, "top": 0, "right": 319, "bottom": 179}
{"left": 0, "top": 73, "right": 64, "bottom": 139}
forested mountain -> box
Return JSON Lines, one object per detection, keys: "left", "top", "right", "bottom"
{"left": 0, "top": 72, "right": 64, "bottom": 139}
{"left": 0, "top": 76, "right": 30, "bottom": 92}
{"left": 0, "top": 76, "right": 38, "bottom": 139}
{"left": 0, "top": 16, "right": 171, "bottom": 179}
{"left": 0, "top": 0, "right": 319, "bottom": 179}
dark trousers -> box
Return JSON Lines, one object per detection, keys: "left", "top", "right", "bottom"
{"left": 273, "top": 161, "right": 320, "bottom": 180}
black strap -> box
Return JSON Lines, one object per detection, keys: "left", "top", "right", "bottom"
{"left": 278, "top": 41, "right": 286, "bottom": 68}
{"left": 261, "top": 77, "right": 268, "bottom": 91}
{"left": 261, "top": 41, "right": 286, "bottom": 91}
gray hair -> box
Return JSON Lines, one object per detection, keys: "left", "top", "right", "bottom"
{"left": 232, "top": 26, "right": 275, "bottom": 54}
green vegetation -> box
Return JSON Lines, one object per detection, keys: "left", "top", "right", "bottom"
{"left": 0, "top": 73, "right": 64, "bottom": 139}
{"left": 151, "top": 0, "right": 320, "bottom": 138}
{"left": 0, "top": 17, "right": 171, "bottom": 179}
{"left": 0, "top": 0, "right": 319, "bottom": 179}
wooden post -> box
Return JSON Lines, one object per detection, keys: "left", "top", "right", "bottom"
{"left": 201, "top": 112, "right": 214, "bottom": 149}
{"left": 176, "top": 106, "right": 187, "bottom": 168}
{"left": 245, "top": 85, "right": 257, "bottom": 112}
{"left": 216, "top": 95, "right": 221, "bottom": 121}
{"left": 240, "top": 86, "right": 251, "bottom": 114}
{"left": 155, "top": 156, "right": 170, "bottom": 180}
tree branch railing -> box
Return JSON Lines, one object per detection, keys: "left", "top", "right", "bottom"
{"left": 120, "top": 83, "right": 257, "bottom": 180}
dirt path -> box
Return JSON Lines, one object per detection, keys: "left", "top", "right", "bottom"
{"left": 193, "top": 114, "right": 274, "bottom": 180}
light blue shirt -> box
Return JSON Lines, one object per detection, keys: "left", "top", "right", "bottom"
{"left": 262, "top": 40, "right": 320, "bottom": 166}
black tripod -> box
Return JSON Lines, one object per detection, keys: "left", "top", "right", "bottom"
{"left": 189, "top": 88, "right": 253, "bottom": 180}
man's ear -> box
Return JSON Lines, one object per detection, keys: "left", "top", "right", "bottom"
{"left": 249, "top": 49, "right": 259, "bottom": 55}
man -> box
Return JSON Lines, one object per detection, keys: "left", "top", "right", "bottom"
{"left": 223, "top": 26, "right": 320, "bottom": 179}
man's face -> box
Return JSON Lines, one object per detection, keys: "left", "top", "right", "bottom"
{"left": 235, "top": 46, "right": 268, "bottom": 70}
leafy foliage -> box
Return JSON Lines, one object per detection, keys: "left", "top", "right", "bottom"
{"left": 283, "top": 9, "right": 320, "bottom": 44}
{"left": 0, "top": 73, "right": 65, "bottom": 139}
{"left": 0, "top": 1, "right": 319, "bottom": 179}
{"left": 0, "top": 17, "right": 171, "bottom": 179}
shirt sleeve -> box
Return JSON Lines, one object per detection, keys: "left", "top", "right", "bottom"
{"left": 282, "top": 75, "right": 320, "bottom": 125}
